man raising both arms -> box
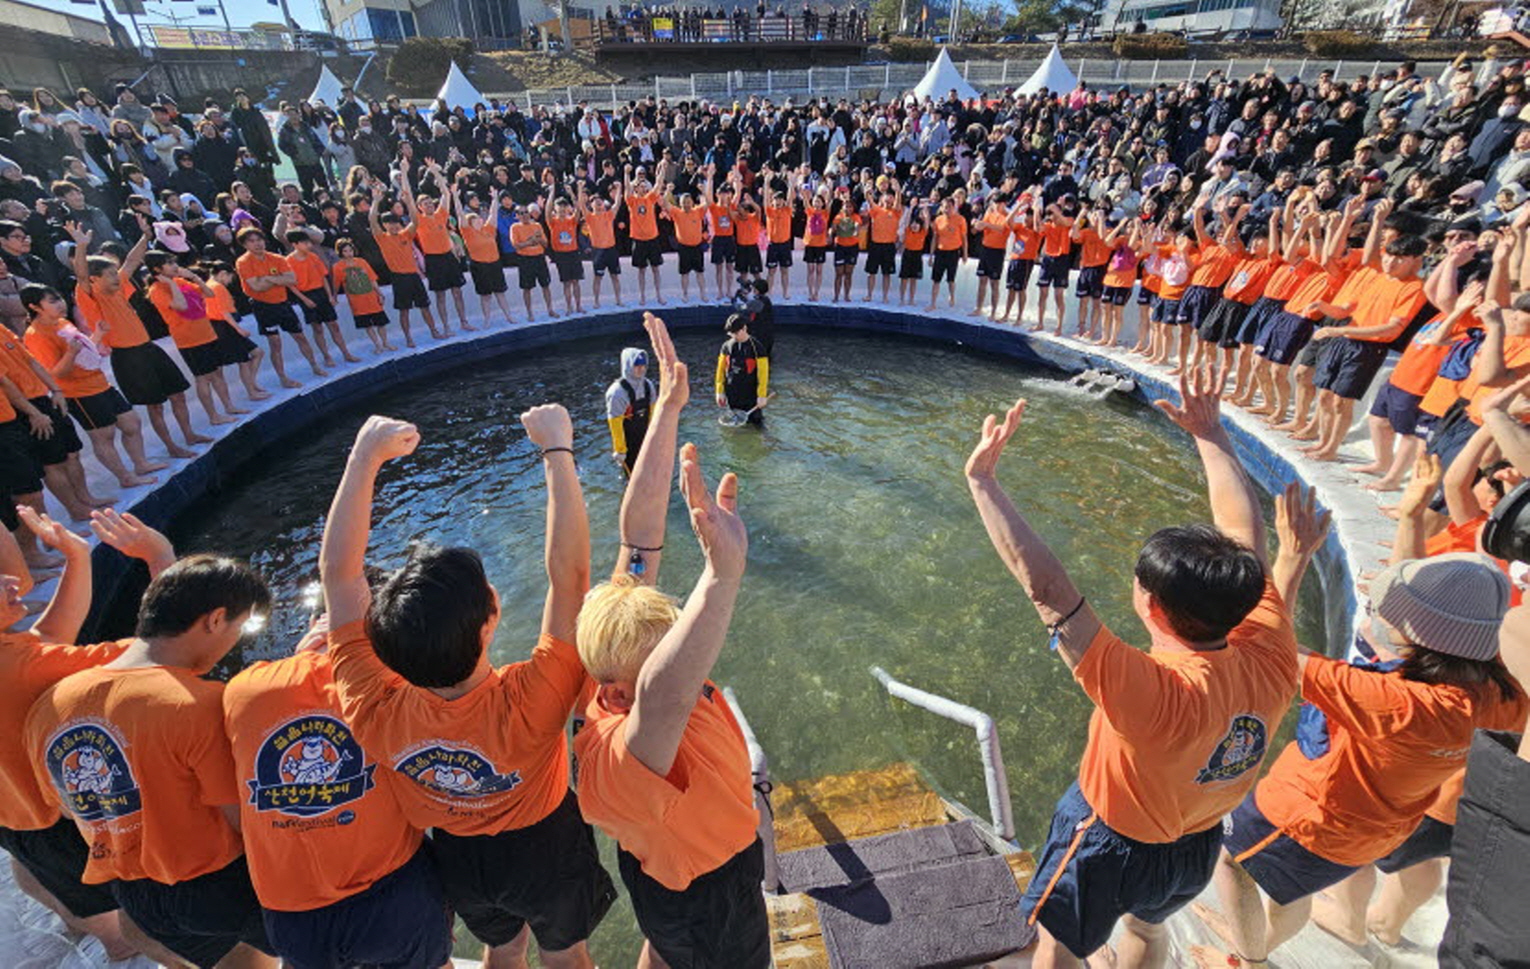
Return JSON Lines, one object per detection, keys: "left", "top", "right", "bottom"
{"left": 963, "top": 369, "right": 1300, "bottom": 969}
{"left": 321, "top": 407, "right": 615, "bottom": 969}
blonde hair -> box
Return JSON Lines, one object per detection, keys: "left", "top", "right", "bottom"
{"left": 576, "top": 575, "right": 680, "bottom": 682}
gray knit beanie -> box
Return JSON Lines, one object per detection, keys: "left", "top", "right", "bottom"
{"left": 1370, "top": 553, "right": 1511, "bottom": 662}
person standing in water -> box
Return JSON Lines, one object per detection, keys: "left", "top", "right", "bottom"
{"left": 716, "top": 314, "right": 769, "bottom": 426}
{"left": 606, "top": 347, "right": 655, "bottom": 475}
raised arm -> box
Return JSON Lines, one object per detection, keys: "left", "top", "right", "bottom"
{"left": 1360, "top": 196, "right": 1392, "bottom": 268}
{"left": 19, "top": 507, "right": 90, "bottom": 644}
{"left": 964, "top": 399, "right": 1102, "bottom": 669}
{"left": 613, "top": 313, "right": 687, "bottom": 586}
{"left": 625, "top": 443, "right": 746, "bottom": 777}
{"left": 119, "top": 225, "right": 149, "bottom": 279}
{"left": 1154, "top": 368, "right": 1266, "bottom": 560}
{"left": 1192, "top": 203, "right": 1213, "bottom": 248}
{"left": 319, "top": 416, "right": 421, "bottom": 630}
{"left": 1271, "top": 481, "right": 1330, "bottom": 609}
{"left": 90, "top": 508, "right": 176, "bottom": 578}
{"left": 521, "top": 404, "right": 590, "bottom": 645}
{"left": 1481, "top": 374, "right": 1530, "bottom": 475}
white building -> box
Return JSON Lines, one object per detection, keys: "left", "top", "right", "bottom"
{"left": 1099, "top": 0, "right": 1284, "bottom": 36}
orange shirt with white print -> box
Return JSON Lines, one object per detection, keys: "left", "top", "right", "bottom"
{"left": 332, "top": 259, "right": 385, "bottom": 316}
{"left": 1263, "top": 259, "right": 1319, "bottom": 302}
{"left": 75, "top": 279, "right": 150, "bottom": 349}
{"left": 0, "top": 635, "right": 127, "bottom": 832}
{"left": 147, "top": 280, "right": 217, "bottom": 349}
{"left": 707, "top": 203, "right": 734, "bottom": 237}
{"left": 1388, "top": 313, "right": 1464, "bottom": 397}
{"left": 327, "top": 620, "right": 587, "bottom": 835}
{"left": 628, "top": 190, "right": 661, "bottom": 241}
{"left": 461, "top": 221, "right": 500, "bottom": 264}
{"left": 413, "top": 207, "right": 452, "bottom": 256}
{"left": 575, "top": 680, "right": 758, "bottom": 891}
{"left": 1222, "top": 255, "right": 1282, "bottom": 305}
{"left": 671, "top": 207, "right": 706, "bottom": 247}
{"left": 238, "top": 250, "right": 298, "bottom": 305}
{"left": 585, "top": 209, "right": 617, "bottom": 250}
{"left": 224, "top": 649, "right": 422, "bottom": 912}
{"left": 766, "top": 203, "right": 793, "bottom": 245}
{"left": 1074, "top": 582, "right": 1298, "bottom": 843}
{"left": 23, "top": 322, "right": 111, "bottom": 398}
{"left": 1189, "top": 243, "right": 1240, "bottom": 289}
{"left": 25, "top": 665, "right": 245, "bottom": 884}
{"left": 1010, "top": 224, "right": 1039, "bottom": 261}
{"left": 547, "top": 214, "right": 580, "bottom": 253}
{"left": 1254, "top": 657, "right": 1524, "bottom": 865}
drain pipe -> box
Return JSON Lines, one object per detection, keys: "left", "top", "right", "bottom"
{"left": 722, "top": 686, "right": 782, "bottom": 893}
{"left": 352, "top": 52, "right": 378, "bottom": 96}
{"left": 870, "top": 666, "right": 1016, "bottom": 841}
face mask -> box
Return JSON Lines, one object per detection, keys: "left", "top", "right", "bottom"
{"left": 1502, "top": 105, "right": 1520, "bottom": 118}
{"left": 1368, "top": 613, "right": 1396, "bottom": 650}
{"left": 360, "top": 126, "right": 371, "bottom": 134}
{"left": 1190, "top": 121, "right": 1203, "bottom": 130}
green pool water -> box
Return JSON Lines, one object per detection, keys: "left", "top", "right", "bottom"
{"left": 153, "top": 327, "right": 1327, "bottom": 965}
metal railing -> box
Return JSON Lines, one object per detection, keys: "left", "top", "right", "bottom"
{"left": 721, "top": 686, "right": 782, "bottom": 894}
{"left": 508, "top": 56, "right": 1450, "bottom": 110}
{"left": 593, "top": 15, "right": 869, "bottom": 46}
{"left": 870, "top": 665, "right": 1015, "bottom": 842}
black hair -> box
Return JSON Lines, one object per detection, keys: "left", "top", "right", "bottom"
{"left": 18, "top": 283, "right": 60, "bottom": 316}
{"left": 1385, "top": 235, "right": 1427, "bottom": 258}
{"left": 1134, "top": 524, "right": 1266, "bottom": 643}
{"left": 725, "top": 313, "right": 748, "bottom": 334}
{"left": 142, "top": 250, "right": 174, "bottom": 272}
{"left": 285, "top": 228, "right": 311, "bottom": 244}
{"left": 236, "top": 227, "right": 265, "bottom": 245}
{"left": 365, "top": 545, "right": 495, "bottom": 688}
{"left": 135, "top": 554, "right": 271, "bottom": 639}
{"left": 1399, "top": 646, "right": 1520, "bottom": 703}
{"left": 752, "top": 278, "right": 769, "bottom": 295}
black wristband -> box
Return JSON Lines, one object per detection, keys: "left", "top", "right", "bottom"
{"left": 622, "top": 542, "right": 663, "bottom": 552}
{"left": 539, "top": 446, "right": 575, "bottom": 459}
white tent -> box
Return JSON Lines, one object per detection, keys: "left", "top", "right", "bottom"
{"left": 436, "top": 61, "right": 486, "bottom": 114}
{"left": 1017, "top": 44, "right": 1078, "bottom": 96}
{"left": 307, "top": 65, "right": 345, "bottom": 108}
{"left": 911, "top": 48, "right": 981, "bottom": 102}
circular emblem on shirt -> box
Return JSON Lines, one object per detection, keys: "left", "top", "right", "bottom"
{"left": 45, "top": 721, "right": 142, "bottom": 822}
{"left": 248, "top": 714, "right": 375, "bottom": 818}
{"left": 395, "top": 744, "right": 522, "bottom": 798}
{"left": 1195, "top": 713, "right": 1268, "bottom": 785}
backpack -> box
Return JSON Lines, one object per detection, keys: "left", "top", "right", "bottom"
{"left": 1438, "top": 328, "right": 1485, "bottom": 380}
{"left": 175, "top": 279, "right": 208, "bottom": 321}
{"left": 1161, "top": 250, "right": 1190, "bottom": 288}
{"left": 342, "top": 263, "right": 376, "bottom": 297}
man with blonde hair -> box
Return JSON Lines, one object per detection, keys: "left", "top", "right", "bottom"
{"left": 573, "top": 313, "right": 769, "bottom": 969}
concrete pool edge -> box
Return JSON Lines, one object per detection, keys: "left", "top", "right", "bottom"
{"left": 87, "top": 303, "right": 1366, "bottom": 652}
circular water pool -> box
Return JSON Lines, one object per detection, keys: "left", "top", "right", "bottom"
{"left": 133, "top": 326, "right": 1325, "bottom": 964}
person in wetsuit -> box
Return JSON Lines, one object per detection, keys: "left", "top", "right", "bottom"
{"left": 715, "top": 313, "right": 769, "bottom": 426}
{"left": 605, "top": 346, "right": 655, "bottom": 473}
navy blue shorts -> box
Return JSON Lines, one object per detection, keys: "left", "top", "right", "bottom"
{"left": 1314, "top": 337, "right": 1390, "bottom": 401}
{"left": 1235, "top": 296, "right": 1284, "bottom": 346}
{"left": 1075, "top": 265, "right": 1107, "bottom": 300}
{"left": 631, "top": 237, "right": 663, "bottom": 269}
{"left": 1038, "top": 254, "right": 1070, "bottom": 288}
{"left": 263, "top": 847, "right": 453, "bottom": 969}
{"left": 1021, "top": 782, "right": 1221, "bottom": 959}
{"left": 975, "top": 244, "right": 1005, "bottom": 280}
{"left": 112, "top": 855, "right": 274, "bottom": 968}
{"left": 1102, "top": 284, "right": 1133, "bottom": 305}
{"left": 1136, "top": 284, "right": 1154, "bottom": 306}
{"left": 1223, "top": 793, "right": 1358, "bottom": 906}
{"left": 709, "top": 236, "right": 736, "bottom": 265}
{"left": 1176, "top": 285, "right": 1220, "bottom": 330}
{"left": 767, "top": 240, "right": 794, "bottom": 269}
{"left": 1255, "top": 311, "right": 1315, "bottom": 366}
{"left": 592, "top": 247, "right": 622, "bottom": 276}
{"left": 1151, "top": 295, "right": 1181, "bottom": 324}
{"left": 1374, "top": 815, "right": 1453, "bottom": 874}
{"left": 1006, "top": 259, "right": 1034, "bottom": 291}
{"left": 299, "top": 288, "right": 337, "bottom": 325}
{"left": 865, "top": 241, "right": 896, "bottom": 276}
{"left": 931, "top": 249, "right": 960, "bottom": 283}
{"left": 1370, "top": 382, "right": 1425, "bottom": 436}
{"left": 1198, "top": 298, "right": 1251, "bottom": 348}
{"left": 388, "top": 273, "right": 429, "bottom": 311}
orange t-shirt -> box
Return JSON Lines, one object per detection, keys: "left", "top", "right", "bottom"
{"left": 1041, "top": 222, "right": 1072, "bottom": 258}
{"left": 1010, "top": 224, "right": 1039, "bottom": 261}
{"left": 1462, "top": 333, "right": 1530, "bottom": 423}
{"left": 671, "top": 207, "right": 706, "bottom": 247}
{"left": 75, "top": 279, "right": 150, "bottom": 349}
{"left": 1388, "top": 314, "right": 1457, "bottom": 397}
{"left": 238, "top": 250, "right": 297, "bottom": 305}
{"left": 547, "top": 214, "right": 580, "bottom": 253}
{"left": 287, "top": 250, "right": 329, "bottom": 293}
{"left": 331, "top": 259, "right": 384, "bottom": 316}
{"left": 1254, "top": 657, "right": 1524, "bottom": 865}
{"left": 903, "top": 224, "right": 929, "bottom": 252}
{"left": 510, "top": 221, "right": 545, "bottom": 257}
{"left": 870, "top": 206, "right": 902, "bottom": 245}
{"left": 1189, "top": 243, "right": 1240, "bottom": 289}
{"left": 1222, "top": 256, "right": 1282, "bottom": 305}
{"left": 413, "top": 207, "right": 452, "bottom": 256}
{"left": 224, "top": 650, "right": 422, "bottom": 912}
{"left": 575, "top": 681, "right": 758, "bottom": 892}
{"left": 208, "top": 280, "right": 238, "bottom": 322}
{"left": 0, "top": 635, "right": 126, "bottom": 831}
{"left": 461, "top": 222, "right": 500, "bottom": 264}
{"left": 1425, "top": 686, "right": 1529, "bottom": 824}
{"left": 1102, "top": 247, "right": 1138, "bottom": 289}
{"left": 1264, "top": 259, "right": 1319, "bottom": 302}
{"left": 707, "top": 204, "right": 734, "bottom": 237}
{"left": 734, "top": 210, "right": 762, "bottom": 247}
{"left": 934, "top": 213, "right": 967, "bottom": 252}
{"left": 328, "top": 620, "right": 586, "bottom": 836}
{"left": 803, "top": 210, "right": 829, "bottom": 248}
{"left": 374, "top": 226, "right": 420, "bottom": 277}
{"left": 1074, "top": 582, "right": 1298, "bottom": 843}
{"left": 147, "top": 280, "right": 218, "bottom": 349}
{"left": 1156, "top": 244, "right": 1198, "bottom": 302}
{"left": 628, "top": 191, "right": 660, "bottom": 241}
{"left": 0, "top": 330, "right": 47, "bottom": 399}
{"left": 766, "top": 203, "right": 793, "bottom": 245}
{"left": 1282, "top": 263, "right": 1346, "bottom": 321}
{"left": 23, "top": 323, "right": 110, "bottom": 398}
{"left": 26, "top": 665, "right": 245, "bottom": 884}
{"left": 585, "top": 209, "right": 616, "bottom": 250}
{"left": 1346, "top": 276, "right": 1425, "bottom": 344}
{"left": 1075, "top": 228, "right": 1111, "bottom": 269}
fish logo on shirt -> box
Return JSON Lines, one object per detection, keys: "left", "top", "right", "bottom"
{"left": 395, "top": 744, "right": 522, "bottom": 798}
{"left": 1195, "top": 714, "right": 1268, "bottom": 785}
{"left": 45, "top": 722, "right": 142, "bottom": 822}
{"left": 248, "top": 715, "right": 375, "bottom": 818}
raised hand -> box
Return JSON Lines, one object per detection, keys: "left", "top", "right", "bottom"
{"left": 1154, "top": 367, "right": 1224, "bottom": 440}
{"left": 18, "top": 506, "right": 87, "bottom": 559}
{"left": 89, "top": 509, "right": 173, "bottom": 566}
{"left": 352, "top": 415, "right": 420, "bottom": 465}
{"left": 643, "top": 313, "right": 689, "bottom": 411}
{"left": 964, "top": 398, "right": 1026, "bottom": 481}
{"left": 1275, "top": 481, "right": 1331, "bottom": 562}
{"left": 679, "top": 442, "right": 746, "bottom": 580}
{"left": 1398, "top": 452, "right": 1443, "bottom": 519}
{"left": 520, "top": 403, "right": 574, "bottom": 451}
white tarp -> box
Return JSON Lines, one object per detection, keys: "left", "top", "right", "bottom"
{"left": 307, "top": 65, "right": 345, "bottom": 107}
{"left": 1017, "top": 44, "right": 1078, "bottom": 96}
{"left": 436, "top": 61, "right": 486, "bottom": 114}
{"left": 911, "top": 48, "right": 981, "bottom": 101}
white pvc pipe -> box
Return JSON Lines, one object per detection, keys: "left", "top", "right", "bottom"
{"left": 871, "top": 666, "right": 1016, "bottom": 841}
{"left": 722, "top": 686, "right": 782, "bottom": 893}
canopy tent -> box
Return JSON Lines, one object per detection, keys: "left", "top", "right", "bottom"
{"left": 436, "top": 61, "right": 487, "bottom": 114}
{"left": 307, "top": 65, "right": 345, "bottom": 107}
{"left": 1017, "top": 44, "right": 1078, "bottom": 96}
{"left": 911, "top": 48, "right": 980, "bottom": 102}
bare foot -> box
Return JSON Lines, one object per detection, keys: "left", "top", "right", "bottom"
{"left": 1311, "top": 890, "right": 1369, "bottom": 947}
{"left": 186, "top": 433, "right": 214, "bottom": 445}
{"left": 1191, "top": 902, "right": 1249, "bottom": 956}
{"left": 248, "top": 388, "right": 272, "bottom": 400}
{"left": 227, "top": 406, "right": 251, "bottom": 416}
{"left": 1085, "top": 944, "right": 1118, "bottom": 968}
{"left": 1187, "top": 945, "right": 1248, "bottom": 969}
{"left": 1352, "top": 463, "right": 1385, "bottom": 477}
{"left": 461, "top": 325, "right": 478, "bottom": 333}
{"left": 404, "top": 340, "right": 417, "bottom": 349}
{"left": 209, "top": 415, "right": 235, "bottom": 426}
{"left": 1366, "top": 916, "right": 1403, "bottom": 948}
{"left": 281, "top": 378, "right": 302, "bottom": 389}
{"left": 165, "top": 445, "right": 196, "bottom": 459}
{"left": 86, "top": 494, "right": 116, "bottom": 509}
{"left": 381, "top": 343, "right": 397, "bottom": 352}
{"left": 1364, "top": 478, "right": 1403, "bottom": 492}
{"left": 116, "top": 473, "right": 156, "bottom": 488}
{"left": 134, "top": 460, "right": 170, "bottom": 473}
{"left": 343, "top": 354, "right": 363, "bottom": 363}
